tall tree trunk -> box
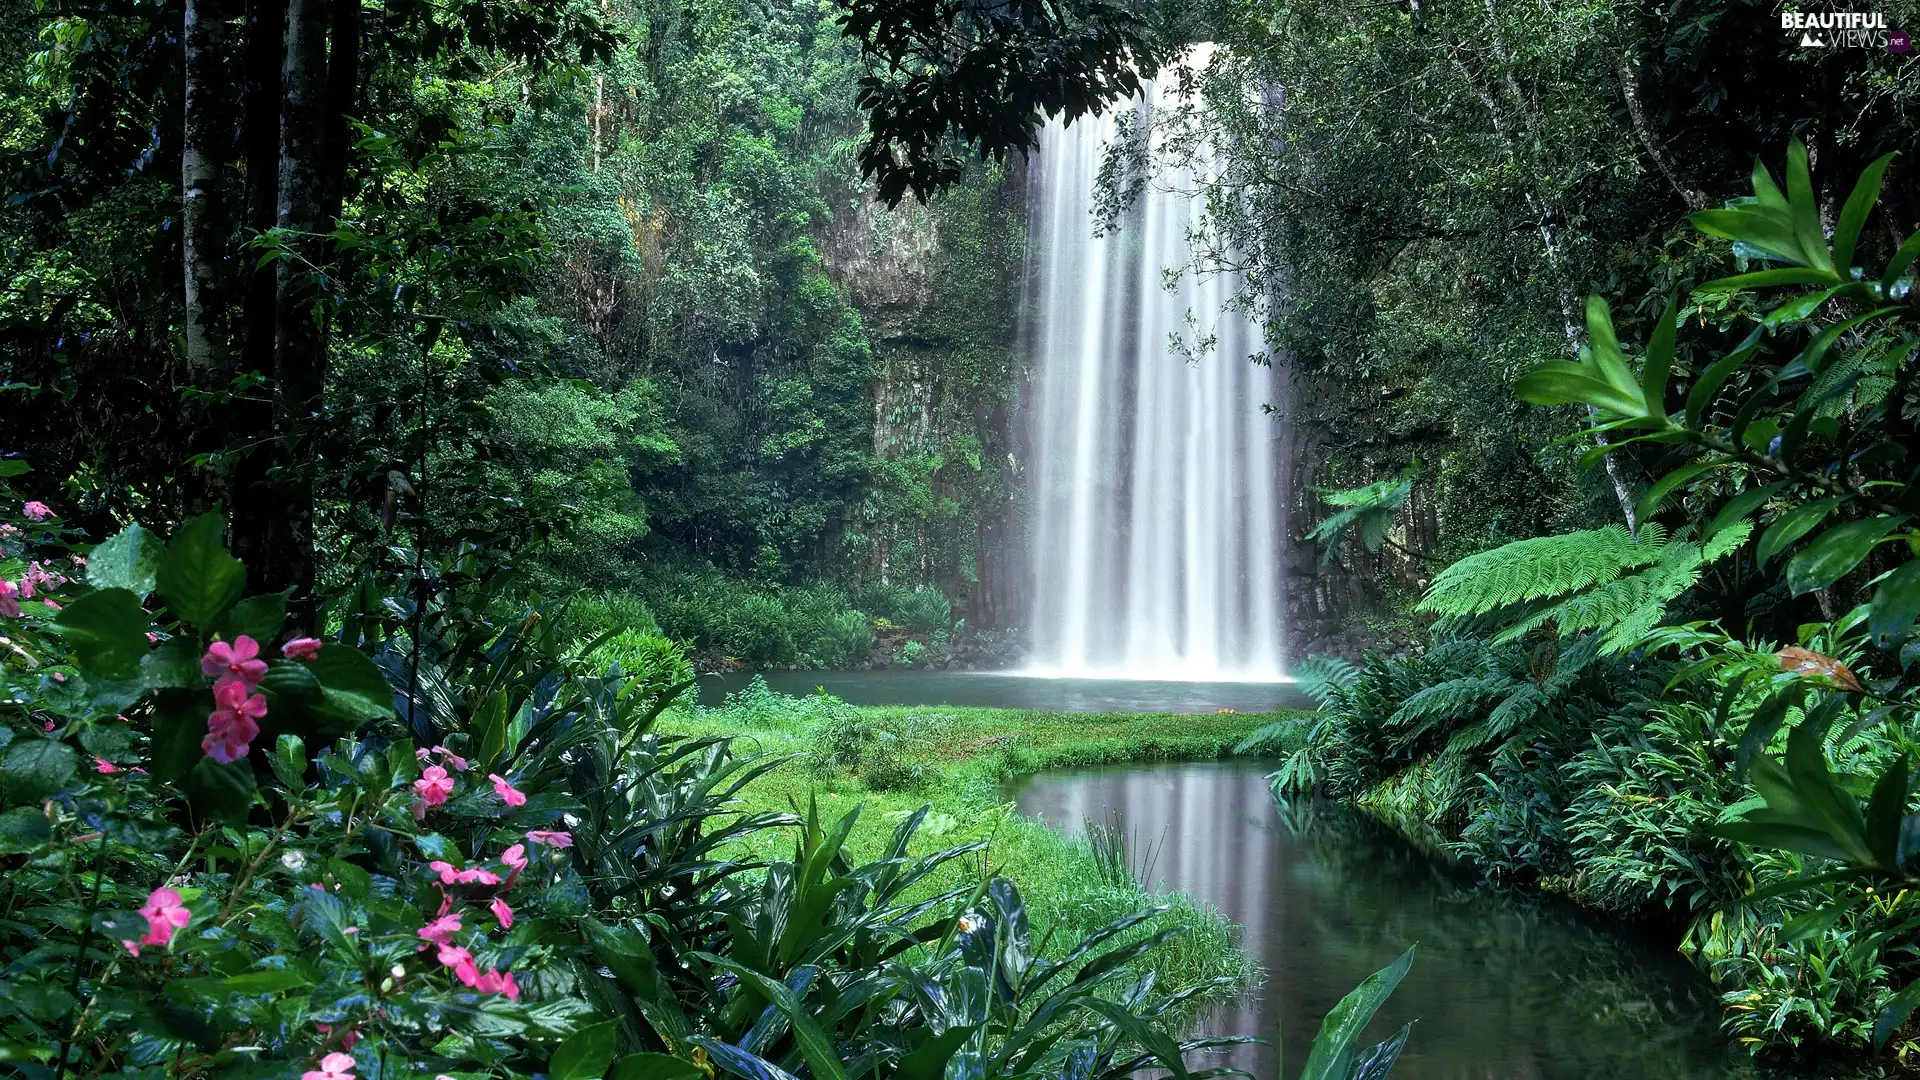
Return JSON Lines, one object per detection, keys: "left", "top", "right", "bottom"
{"left": 267, "top": 0, "right": 331, "bottom": 614}
{"left": 181, "top": 0, "right": 226, "bottom": 379}
{"left": 229, "top": 0, "right": 285, "bottom": 576}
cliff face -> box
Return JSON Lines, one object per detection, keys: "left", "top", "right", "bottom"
{"left": 821, "top": 162, "right": 1031, "bottom": 635}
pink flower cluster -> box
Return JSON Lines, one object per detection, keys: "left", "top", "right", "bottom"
{"left": 0, "top": 579, "right": 18, "bottom": 619}
{"left": 404, "top": 830, "right": 570, "bottom": 1003}
{"left": 202, "top": 636, "right": 270, "bottom": 763}
{"left": 121, "top": 887, "right": 191, "bottom": 957}
{"left": 22, "top": 501, "right": 53, "bottom": 521}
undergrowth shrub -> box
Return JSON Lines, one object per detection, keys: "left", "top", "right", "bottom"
{"left": 2, "top": 498, "right": 1405, "bottom": 1080}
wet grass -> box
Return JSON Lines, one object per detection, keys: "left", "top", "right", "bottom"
{"left": 661, "top": 698, "right": 1317, "bottom": 1012}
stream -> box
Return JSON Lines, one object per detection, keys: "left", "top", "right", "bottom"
{"left": 1011, "top": 759, "right": 1766, "bottom": 1080}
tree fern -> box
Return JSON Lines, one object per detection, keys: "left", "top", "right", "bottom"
{"left": 1416, "top": 523, "right": 1750, "bottom": 654}
{"left": 1294, "top": 655, "right": 1359, "bottom": 709}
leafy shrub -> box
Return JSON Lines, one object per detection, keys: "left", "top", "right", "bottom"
{"left": 589, "top": 628, "right": 696, "bottom": 706}
{"left": 852, "top": 582, "right": 953, "bottom": 634}
{"left": 642, "top": 569, "right": 876, "bottom": 668}
{"left": 0, "top": 499, "right": 1419, "bottom": 1080}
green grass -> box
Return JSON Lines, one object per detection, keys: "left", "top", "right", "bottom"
{"left": 661, "top": 694, "right": 1316, "bottom": 1016}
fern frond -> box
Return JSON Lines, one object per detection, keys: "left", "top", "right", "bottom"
{"left": 1418, "top": 526, "right": 1662, "bottom": 618}
{"left": 1294, "top": 656, "right": 1358, "bottom": 709}
{"left": 1388, "top": 675, "right": 1509, "bottom": 735}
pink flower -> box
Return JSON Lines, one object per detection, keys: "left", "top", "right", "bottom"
{"left": 123, "top": 887, "right": 191, "bottom": 955}
{"left": 427, "top": 860, "right": 501, "bottom": 886}
{"left": 526, "top": 830, "right": 572, "bottom": 849}
{"left": 40, "top": 599, "right": 58, "bottom": 611}
{"left": 436, "top": 943, "right": 481, "bottom": 987}
{"left": 417, "top": 912, "right": 463, "bottom": 945}
{"left": 474, "top": 968, "right": 520, "bottom": 1001}
{"left": 93, "top": 757, "right": 119, "bottom": 774}
{"left": 0, "top": 580, "right": 19, "bottom": 619}
{"left": 501, "top": 843, "right": 527, "bottom": 873}
{"left": 414, "top": 766, "right": 454, "bottom": 807}
{"left": 415, "top": 745, "right": 469, "bottom": 772}
{"left": 213, "top": 675, "right": 268, "bottom": 718}
{"left": 282, "top": 636, "right": 323, "bottom": 661}
{"left": 201, "top": 636, "right": 268, "bottom": 684}
{"left": 203, "top": 708, "right": 261, "bottom": 764}
{"left": 302, "top": 1051, "right": 357, "bottom": 1080}
{"left": 489, "top": 896, "right": 514, "bottom": 930}
{"left": 22, "top": 501, "right": 53, "bottom": 521}
{"left": 488, "top": 773, "right": 527, "bottom": 808}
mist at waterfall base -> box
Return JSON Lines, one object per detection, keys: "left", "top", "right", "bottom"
{"left": 1022, "top": 60, "right": 1289, "bottom": 684}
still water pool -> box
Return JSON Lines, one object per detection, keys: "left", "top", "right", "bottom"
{"left": 697, "top": 670, "right": 1309, "bottom": 713}
{"left": 1011, "top": 759, "right": 1768, "bottom": 1080}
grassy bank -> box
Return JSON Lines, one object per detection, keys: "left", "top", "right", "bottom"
{"left": 662, "top": 681, "right": 1315, "bottom": 1012}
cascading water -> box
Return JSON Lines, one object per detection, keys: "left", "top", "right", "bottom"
{"left": 1024, "top": 66, "right": 1287, "bottom": 681}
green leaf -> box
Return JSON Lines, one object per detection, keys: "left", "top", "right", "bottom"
{"left": 1636, "top": 461, "right": 1716, "bottom": 521}
{"left": 1877, "top": 979, "right": 1920, "bottom": 1050}
{"left": 220, "top": 970, "right": 312, "bottom": 995}
{"left": 1708, "top": 482, "right": 1785, "bottom": 540}
{"left": 1709, "top": 820, "right": 1855, "bottom": 861}
{"left": 141, "top": 637, "right": 206, "bottom": 690}
{"left": 148, "top": 691, "right": 212, "bottom": 784}
{"left": 53, "top": 588, "right": 150, "bottom": 681}
{"left": 156, "top": 514, "right": 246, "bottom": 627}
{"left": 699, "top": 958, "right": 851, "bottom": 1080}
{"left": 306, "top": 646, "right": 395, "bottom": 720}
{"left": 1832, "top": 152, "right": 1896, "bottom": 272}
{"left": 213, "top": 591, "right": 291, "bottom": 646}
{"left": 1691, "top": 208, "right": 1808, "bottom": 266}
{"left": 1513, "top": 367, "right": 1648, "bottom": 418}
{"left": 609, "top": 1054, "right": 703, "bottom": 1080}
{"left": 0, "top": 806, "right": 52, "bottom": 853}
{"left": 1641, "top": 296, "right": 1678, "bottom": 418}
{"left": 1881, "top": 231, "right": 1920, "bottom": 292}
{"left": 1299, "top": 946, "right": 1416, "bottom": 1080}
{"left": 1867, "top": 756, "right": 1909, "bottom": 870}
{"left": 185, "top": 758, "right": 257, "bottom": 824}
{"left": 1784, "top": 140, "right": 1832, "bottom": 272}
{"left": 1781, "top": 897, "right": 1856, "bottom": 943}
{"left": 1751, "top": 157, "right": 1789, "bottom": 213}
{"left": 550, "top": 1021, "right": 619, "bottom": 1080}
{"left": 475, "top": 691, "right": 509, "bottom": 771}
{"left": 2, "top": 740, "right": 79, "bottom": 805}
{"left": 1868, "top": 560, "right": 1920, "bottom": 648}
{"left": 87, "top": 525, "right": 164, "bottom": 596}
{"left": 1582, "top": 296, "right": 1638, "bottom": 395}
{"left": 1761, "top": 285, "right": 1848, "bottom": 327}
{"left": 0, "top": 459, "right": 28, "bottom": 477}
{"left": 1786, "top": 515, "right": 1908, "bottom": 595}
{"left": 896, "top": 1026, "right": 979, "bottom": 1080}
{"left": 1697, "top": 267, "right": 1844, "bottom": 292}
{"left": 271, "top": 734, "right": 308, "bottom": 789}
{"left": 1755, "top": 499, "right": 1841, "bottom": 566}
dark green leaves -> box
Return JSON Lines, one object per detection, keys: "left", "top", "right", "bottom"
{"left": 2, "top": 740, "right": 78, "bottom": 805}
{"left": 156, "top": 513, "right": 246, "bottom": 627}
{"left": 87, "top": 524, "right": 164, "bottom": 596}
{"left": 306, "top": 645, "right": 396, "bottom": 720}
{"left": 1785, "top": 515, "right": 1907, "bottom": 595}
{"left": 214, "top": 590, "right": 291, "bottom": 645}
{"left": 185, "top": 758, "right": 257, "bottom": 824}
{"left": 1298, "top": 946, "right": 1416, "bottom": 1080}
{"left": 1832, "top": 152, "right": 1896, "bottom": 274}
{"left": 1868, "top": 561, "right": 1920, "bottom": 649}
{"left": 550, "top": 1020, "right": 618, "bottom": 1080}
{"left": 54, "top": 588, "right": 149, "bottom": 680}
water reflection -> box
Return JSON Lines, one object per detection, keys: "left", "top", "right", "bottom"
{"left": 1011, "top": 760, "right": 1766, "bottom": 1080}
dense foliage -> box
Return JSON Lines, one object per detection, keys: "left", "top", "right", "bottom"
{"left": 1283, "top": 142, "right": 1920, "bottom": 1064}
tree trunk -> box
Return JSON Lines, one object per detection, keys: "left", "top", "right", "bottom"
{"left": 266, "top": 0, "right": 331, "bottom": 614}
{"left": 181, "top": 0, "right": 226, "bottom": 379}
{"left": 228, "top": 0, "right": 285, "bottom": 576}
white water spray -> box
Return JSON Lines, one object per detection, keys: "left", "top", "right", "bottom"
{"left": 1023, "top": 65, "right": 1287, "bottom": 681}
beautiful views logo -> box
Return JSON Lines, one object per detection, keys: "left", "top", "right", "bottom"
{"left": 1779, "top": 10, "right": 1909, "bottom": 50}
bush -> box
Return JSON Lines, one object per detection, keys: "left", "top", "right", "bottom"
{"left": 4, "top": 503, "right": 1370, "bottom": 1080}
{"left": 589, "top": 628, "right": 696, "bottom": 706}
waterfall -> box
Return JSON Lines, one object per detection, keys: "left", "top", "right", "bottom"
{"left": 1023, "top": 71, "right": 1287, "bottom": 681}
